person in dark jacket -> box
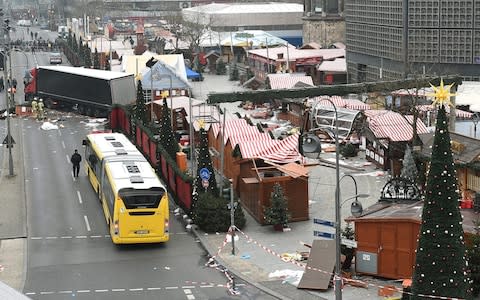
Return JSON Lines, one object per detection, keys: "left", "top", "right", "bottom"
{"left": 70, "top": 149, "right": 82, "bottom": 177}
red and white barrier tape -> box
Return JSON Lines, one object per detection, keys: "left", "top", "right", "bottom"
{"left": 204, "top": 226, "right": 239, "bottom": 295}
{"left": 233, "top": 226, "right": 465, "bottom": 300}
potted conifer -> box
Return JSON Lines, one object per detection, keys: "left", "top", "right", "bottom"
{"left": 264, "top": 183, "right": 290, "bottom": 231}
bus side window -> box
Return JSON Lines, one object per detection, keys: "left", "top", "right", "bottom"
{"left": 89, "top": 154, "right": 97, "bottom": 169}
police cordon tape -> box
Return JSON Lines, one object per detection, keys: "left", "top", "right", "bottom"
{"left": 204, "top": 226, "right": 240, "bottom": 296}
{"left": 218, "top": 225, "right": 465, "bottom": 300}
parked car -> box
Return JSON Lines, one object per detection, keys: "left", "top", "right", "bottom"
{"left": 49, "top": 53, "right": 62, "bottom": 64}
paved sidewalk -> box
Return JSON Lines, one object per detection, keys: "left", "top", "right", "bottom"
{"left": 0, "top": 117, "right": 28, "bottom": 293}
{"left": 187, "top": 152, "right": 405, "bottom": 300}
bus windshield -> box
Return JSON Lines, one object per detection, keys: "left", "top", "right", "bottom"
{"left": 118, "top": 188, "right": 165, "bottom": 209}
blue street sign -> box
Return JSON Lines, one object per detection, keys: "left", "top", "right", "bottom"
{"left": 314, "top": 231, "right": 335, "bottom": 239}
{"left": 313, "top": 218, "right": 335, "bottom": 227}
{"left": 199, "top": 168, "right": 210, "bottom": 181}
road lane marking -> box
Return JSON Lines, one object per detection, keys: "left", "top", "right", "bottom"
{"left": 29, "top": 233, "right": 196, "bottom": 240}
{"left": 24, "top": 284, "right": 229, "bottom": 296}
{"left": 66, "top": 155, "right": 69, "bottom": 163}
{"left": 40, "top": 291, "right": 54, "bottom": 295}
{"left": 77, "top": 190, "right": 82, "bottom": 204}
{"left": 83, "top": 216, "right": 91, "bottom": 231}
{"left": 61, "top": 141, "right": 65, "bottom": 149}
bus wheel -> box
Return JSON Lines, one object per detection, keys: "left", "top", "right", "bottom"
{"left": 77, "top": 105, "right": 85, "bottom": 115}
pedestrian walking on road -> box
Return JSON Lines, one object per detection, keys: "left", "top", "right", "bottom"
{"left": 70, "top": 149, "right": 82, "bottom": 177}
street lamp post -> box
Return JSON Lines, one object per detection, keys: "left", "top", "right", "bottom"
{"left": 472, "top": 113, "right": 479, "bottom": 138}
{"left": 300, "top": 99, "right": 369, "bottom": 299}
{"left": 330, "top": 100, "right": 342, "bottom": 300}
{"left": 308, "top": 98, "right": 342, "bottom": 299}
{"left": 3, "top": 50, "right": 13, "bottom": 176}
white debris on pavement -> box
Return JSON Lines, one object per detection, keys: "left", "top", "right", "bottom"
{"left": 40, "top": 122, "right": 59, "bottom": 130}
{"left": 268, "top": 269, "right": 304, "bottom": 286}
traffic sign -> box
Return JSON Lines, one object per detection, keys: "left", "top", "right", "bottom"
{"left": 313, "top": 231, "right": 335, "bottom": 239}
{"left": 2, "top": 134, "right": 15, "bottom": 148}
{"left": 199, "top": 168, "right": 210, "bottom": 181}
{"left": 341, "top": 238, "right": 357, "bottom": 248}
{"left": 313, "top": 218, "right": 335, "bottom": 227}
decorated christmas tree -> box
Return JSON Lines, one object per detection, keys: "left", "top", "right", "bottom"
{"left": 93, "top": 47, "right": 100, "bottom": 69}
{"left": 195, "top": 125, "right": 219, "bottom": 196}
{"left": 190, "top": 124, "right": 219, "bottom": 224}
{"left": 159, "top": 98, "right": 179, "bottom": 161}
{"left": 190, "top": 125, "right": 246, "bottom": 231}
{"left": 410, "top": 80, "right": 470, "bottom": 299}
{"left": 84, "top": 45, "right": 92, "bottom": 68}
{"left": 263, "top": 182, "right": 290, "bottom": 227}
{"left": 400, "top": 145, "right": 418, "bottom": 184}
{"left": 133, "top": 80, "right": 147, "bottom": 126}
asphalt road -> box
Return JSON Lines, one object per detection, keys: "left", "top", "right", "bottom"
{"left": 19, "top": 115, "right": 275, "bottom": 300}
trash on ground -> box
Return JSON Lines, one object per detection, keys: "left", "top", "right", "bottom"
{"left": 40, "top": 122, "right": 59, "bottom": 130}
{"left": 268, "top": 269, "right": 304, "bottom": 286}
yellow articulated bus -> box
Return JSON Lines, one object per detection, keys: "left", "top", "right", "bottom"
{"left": 83, "top": 132, "right": 169, "bottom": 244}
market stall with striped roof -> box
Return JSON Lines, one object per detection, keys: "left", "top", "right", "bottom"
{"left": 363, "top": 110, "right": 429, "bottom": 175}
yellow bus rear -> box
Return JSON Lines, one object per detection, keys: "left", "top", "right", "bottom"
{"left": 110, "top": 187, "right": 170, "bottom": 244}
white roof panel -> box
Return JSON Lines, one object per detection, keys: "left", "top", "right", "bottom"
{"left": 39, "top": 66, "right": 133, "bottom": 81}
{"left": 107, "top": 160, "right": 162, "bottom": 192}
{"left": 87, "top": 132, "right": 140, "bottom": 159}
{"left": 185, "top": 2, "right": 303, "bottom": 14}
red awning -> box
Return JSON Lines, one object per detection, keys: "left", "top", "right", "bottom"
{"left": 367, "top": 110, "right": 429, "bottom": 142}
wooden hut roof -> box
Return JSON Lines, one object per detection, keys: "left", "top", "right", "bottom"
{"left": 419, "top": 131, "right": 480, "bottom": 164}
{"left": 346, "top": 201, "right": 477, "bottom": 234}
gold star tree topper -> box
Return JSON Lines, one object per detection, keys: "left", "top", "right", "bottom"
{"left": 197, "top": 119, "right": 205, "bottom": 129}
{"left": 428, "top": 79, "right": 455, "bottom": 107}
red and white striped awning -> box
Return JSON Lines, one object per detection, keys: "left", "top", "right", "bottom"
{"left": 239, "top": 133, "right": 302, "bottom": 163}
{"left": 416, "top": 105, "right": 473, "bottom": 119}
{"left": 344, "top": 99, "right": 371, "bottom": 111}
{"left": 211, "top": 119, "right": 263, "bottom": 143}
{"left": 228, "top": 132, "right": 272, "bottom": 149}
{"left": 267, "top": 74, "right": 314, "bottom": 89}
{"left": 311, "top": 95, "right": 346, "bottom": 108}
{"left": 367, "top": 110, "right": 429, "bottom": 142}
{"left": 311, "top": 96, "right": 370, "bottom": 111}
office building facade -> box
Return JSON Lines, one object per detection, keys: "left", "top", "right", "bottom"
{"left": 346, "top": 0, "right": 480, "bottom": 82}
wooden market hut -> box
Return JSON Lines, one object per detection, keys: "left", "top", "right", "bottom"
{"left": 362, "top": 110, "right": 429, "bottom": 176}
{"left": 238, "top": 159, "right": 309, "bottom": 224}
{"left": 345, "top": 177, "right": 477, "bottom": 280}
{"left": 208, "top": 118, "right": 308, "bottom": 223}
{"left": 208, "top": 118, "right": 268, "bottom": 189}
{"left": 419, "top": 131, "right": 480, "bottom": 208}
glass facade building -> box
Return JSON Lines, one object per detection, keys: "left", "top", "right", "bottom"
{"left": 346, "top": 0, "right": 480, "bottom": 82}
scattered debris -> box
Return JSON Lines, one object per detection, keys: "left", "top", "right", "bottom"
{"left": 40, "top": 122, "right": 59, "bottom": 130}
